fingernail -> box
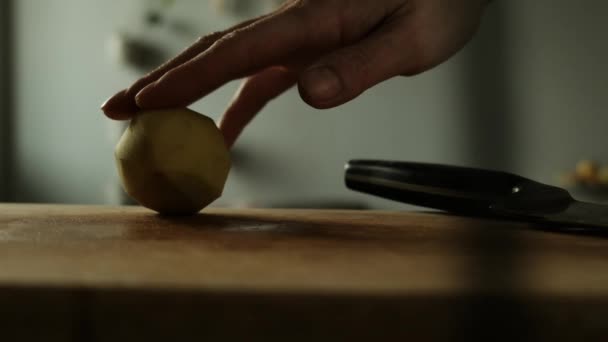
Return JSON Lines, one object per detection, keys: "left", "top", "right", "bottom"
{"left": 101, "top": 91, "right": 122, "bottom": 110}
{"left": 100, "top": 89, "right": 139, "bottom": 120}
{"left": 100, "top": 96, "right": 120, "bottom": 118}
{"left": 301, "top": 66, "right": 342, "bottom": 102}
{"left": 100, "top": 97, "right": 110, "bottom": 110}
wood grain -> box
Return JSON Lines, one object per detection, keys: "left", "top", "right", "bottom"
{"left": 1, "top": 204, "right": 607, "bottom": 341}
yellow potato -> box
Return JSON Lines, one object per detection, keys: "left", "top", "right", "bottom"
{"left": 115, "top": 108, "right": 231, "bottom": 215}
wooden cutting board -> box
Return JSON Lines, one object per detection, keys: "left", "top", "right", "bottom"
{"left": 1, "top": 204, "right": 607, "bottom": 341}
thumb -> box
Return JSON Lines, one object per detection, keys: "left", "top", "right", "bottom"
{"left": 298, "top": 26, "right": 420, "bottom": 109}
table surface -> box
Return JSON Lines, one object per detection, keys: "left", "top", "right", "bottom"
{"left": 1, "top": 204, "right": 608, "bottom": 340}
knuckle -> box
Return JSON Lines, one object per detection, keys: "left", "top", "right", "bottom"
{"left": 195, "top": 31, "right": 223, "bottom": 45}
{"left": 406, "top": 38, "right": 431, "bottom": 73}
{"left": 214, "top": 28, "right": 258, "bottom": 75}
{"left": 320, "top": 45, "right": 372, "bottom": 94}
{"left": 397, "top": 27, "right": 436, "bottom": 76}
{"left": 284, "top": 0, "right": 314, "bottom": 21}
{"left": 285, "top": 0, "right": 342, "bottom": 46}
{"left": 401, "top": 45, "right": 433, "bottom": 76}
{"left": 288, "top": 0, "right": 311, "bottom": 10}
{"left": 214, "top": 30, "right": 239, "bottom": 45}
{"left": 344, "top": 45, "right": 372, "bottom": 70}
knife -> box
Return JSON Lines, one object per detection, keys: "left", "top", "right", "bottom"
{"left": 344, "top": 160, "right": 608, "bottom": 231}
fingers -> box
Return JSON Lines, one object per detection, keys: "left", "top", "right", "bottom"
{"left": 101, "top": 15, "right": 268, "bottom": 120}
{"left": 134, "top": 4, "right": 334, "bottom": 110}
{"left": 219, "top": 67, "right": 296, "bottom": 148}
{"left": 298, "top": 21, "right": 418, "bottom": 109}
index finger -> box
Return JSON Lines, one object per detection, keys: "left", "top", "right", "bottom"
{"left": 101, "top": 15, "right": 269, "bottom": 120}
{"left": 135, "top": 4, "right": 335, "bottom": 110}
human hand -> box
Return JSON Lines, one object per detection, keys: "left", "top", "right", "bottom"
{"left": 102, "top": 0, "right": 490, "bottom": 147}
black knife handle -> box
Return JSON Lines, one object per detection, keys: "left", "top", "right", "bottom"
{"left": 344, "top": 160, "right": 571, "bottom": 214}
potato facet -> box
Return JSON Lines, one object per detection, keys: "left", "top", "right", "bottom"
{"left": 115, "top": 108, "right": 230, "bottom": 215}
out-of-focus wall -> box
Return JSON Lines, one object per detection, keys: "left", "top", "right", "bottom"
{"left": 12, "top": 1, "right": 143, "bottom": 204}
{"left": 504, "top": 0, "right": 608, "bottom": 187}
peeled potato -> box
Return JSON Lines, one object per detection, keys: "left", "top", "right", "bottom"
{"left": 115, "top": 108, "right": 231, "bottom": 215}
